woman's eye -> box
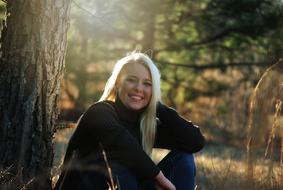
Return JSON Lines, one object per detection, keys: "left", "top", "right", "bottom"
{"left": 126, "top": 78, "right": 136, "bottom": 82}
{"left": 144, "top": 82, "right": 152, "bottom": 86}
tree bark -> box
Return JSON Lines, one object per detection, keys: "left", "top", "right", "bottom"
{"left": 140, "top": 0, "right": 157, "bottom": 53}
{"left": 0, "top": 0, "right": 71, "bottom": 189}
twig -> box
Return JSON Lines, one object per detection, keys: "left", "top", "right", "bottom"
{"left": 100, "top": 144, "right": 117, "bottom": 190}
{"left": 72, "top": 0, "right": 99, "bottom": 18}
{"left": 20, "top": 178, "right": 34, "bottom": 190}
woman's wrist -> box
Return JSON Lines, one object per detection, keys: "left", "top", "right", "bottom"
{"left": 155, "top": 170, "right": 165, "bottom": 181}
{"left": 155, "top": 171, "right": 176, "bottom": 190}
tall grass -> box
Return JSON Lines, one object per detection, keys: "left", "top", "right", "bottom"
{"left": 0, "top": 165, "right": 34, "bottom": 190}
{"left": 247, "top": 59, "right": 283, "bottom": 185}
{"left": 196, "top": 144, "right": 283, "bottom": 190}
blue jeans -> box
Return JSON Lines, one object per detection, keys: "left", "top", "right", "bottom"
{"left": 77, "top": 150, "right": 196, "bottom": 190}
{"left": 116, "top": 150, "right": 196, "bottom": 190}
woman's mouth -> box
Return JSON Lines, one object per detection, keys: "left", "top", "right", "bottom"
{"left": 129, "top": 95, "right": 143, "bottom": 101}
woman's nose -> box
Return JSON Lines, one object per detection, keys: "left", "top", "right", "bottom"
{"left": 134, "top": 82, "right": 143, "bottom": 91}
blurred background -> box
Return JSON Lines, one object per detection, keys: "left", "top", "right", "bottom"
{"left": 31, "top": 0, "right": 282, "bottom": 189}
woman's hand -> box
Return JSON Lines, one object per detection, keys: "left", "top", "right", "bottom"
{"left": 155, "top": 171, "right": 176, "bottom": 190}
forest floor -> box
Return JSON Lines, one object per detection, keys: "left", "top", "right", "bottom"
{"left": 194, "top": 144, "right": 282, "bottom": 190}
{"left": 52, "top": 127, "right": 283, "bottom": 190}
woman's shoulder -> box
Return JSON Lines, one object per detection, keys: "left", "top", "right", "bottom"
{"left": 86, "top": 100, "right": 116, "bottom": 115}
{"left": 78, "top": 100, "right": 119, "bottom": 126}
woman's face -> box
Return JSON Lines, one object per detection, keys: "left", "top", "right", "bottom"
{"left": 117, "top": 63, "right": 152, "bottom": 111}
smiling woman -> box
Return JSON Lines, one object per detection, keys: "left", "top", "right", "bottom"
{"left": 54, "top": 52, "right": 205, "bottom": 190}
{"left": 117, "top": 62, "right": 152, "bottom": 111}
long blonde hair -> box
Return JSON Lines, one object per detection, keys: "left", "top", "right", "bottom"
{"left": 99, "top": 52, "right": 161, "bottom": 156}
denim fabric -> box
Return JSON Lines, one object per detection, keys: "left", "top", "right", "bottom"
{"left": 118, "top": 150, "right": 196, "bottom": 190}
{"left": 76, "top": 163, "right": 140, "bottom": 190}
{"left": 112, "top": 166, "right": 140, "bottom": 190}
{"left": 157, "top": 150, "right": 196, "bottom": 190}
{"left": 78, "top": 170, "right": 108, "bottom": 189}
{"left": 77, "top": 151, "right": 196, "bottom": 190}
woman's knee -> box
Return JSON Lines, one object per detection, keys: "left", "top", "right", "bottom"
{"left": 175, "top": 151, "right": 196, "bottom": 176}
{"left": 171, "top": 151, "right": 196, "bottom": 190}
{"left": 158, "top": 150, "right": 196, "bottom": 190}
{"left": 158, "top": 150, "right": 196, "bottom": 177}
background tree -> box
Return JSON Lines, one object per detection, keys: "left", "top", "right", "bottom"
{"left": 61, "top": 0, "right": 282, "bottom": 146}
{"left": 52, "top": 0, "right": 283, "bottom": 189}
{"left": 0, "top": 0, "right": 71, "bottom": 189}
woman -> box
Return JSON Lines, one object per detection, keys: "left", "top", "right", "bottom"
{"left": 55, "top": 52, "right": 205, "bottom": 190}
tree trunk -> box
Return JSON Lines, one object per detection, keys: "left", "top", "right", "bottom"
{"left": 140, "top": 1, "right": 157, "bottom": 53}
{"left": 0, "top": 0, "right": 71, "bottom": 189}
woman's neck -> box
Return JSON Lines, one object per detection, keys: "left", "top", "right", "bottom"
{"left": 114, "top": 96, "right": 144, "bottom": 124}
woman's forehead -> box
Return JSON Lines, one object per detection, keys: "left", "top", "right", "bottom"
{"left": 121, "top": 62, "right": 151, "bottom": 79}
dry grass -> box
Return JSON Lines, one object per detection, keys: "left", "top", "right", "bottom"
{"left": 0, "top": 166, "right": 34, "bottom": 190}
{"left": 195, "top": 144, "right": 283, "bottom": 190}
{"left": 52, "top": 129, "right": 283, "bottom": 190}
{"left": 2, "top": 128, "right": 282, "bottom": 190}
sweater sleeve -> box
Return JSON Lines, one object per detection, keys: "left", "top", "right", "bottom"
{"left": 79, "top": 102, "right": 160, "bottom": 179}
{"left": 155, "top": 102, "right": 205, "bottom": 153}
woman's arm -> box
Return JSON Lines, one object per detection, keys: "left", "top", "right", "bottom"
{"left": 79, "top": 102, "right": 160, "bottom": 179}
{"left": 155, "top": 102, "right": 205, "bottom": 153}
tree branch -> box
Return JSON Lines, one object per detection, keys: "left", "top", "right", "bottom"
{"left": 158, "top": 61, "right": 271, "bottom": 70}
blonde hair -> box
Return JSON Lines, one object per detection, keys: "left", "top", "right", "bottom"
{"left": 99, "top": 52, "right": 161, "bottom": 156}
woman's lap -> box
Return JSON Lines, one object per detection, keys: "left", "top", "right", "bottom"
{"left": 74, "top": 150, "right": 195, "bottom": 190}
{"left": 77, "top": 162, "right": 140, "bottom": 190}
{"left": 141, "top": 150, "right": 196, "bottom": 190}
{"left": 160, "top": 150, "right": 196, "bottom": 190}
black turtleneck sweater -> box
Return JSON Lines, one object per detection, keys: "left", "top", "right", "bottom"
{"left": 57, "top": 97, "right": 205, "bottom": 188}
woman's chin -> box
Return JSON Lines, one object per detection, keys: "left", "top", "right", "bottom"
{"left": 128, "top": 103, "right": 146, "bottom": 111}
{"left": 129, "top": 106, "right": 143, "bottom": 111}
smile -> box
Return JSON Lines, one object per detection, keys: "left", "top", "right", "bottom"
{"left": 129, "top": 95, "right": 143, "bottom": 101}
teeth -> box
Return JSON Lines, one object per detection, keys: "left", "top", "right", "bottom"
{"left": 130, "top": 95, "right": 142, "bottom": 100}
